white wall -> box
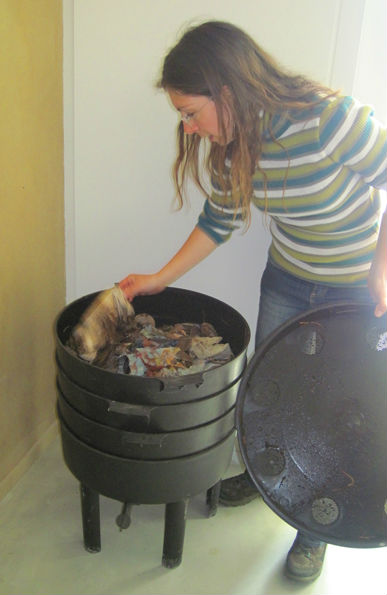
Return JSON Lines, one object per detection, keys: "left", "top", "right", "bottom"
{"left": 352, "top": 0, "right": 387, "bottom": 123}
{"left": 63, "top": 0, "right": 386, "bottom": 352}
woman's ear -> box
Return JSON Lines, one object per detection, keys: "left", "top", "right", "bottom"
{"left": 219, "top": 85, "right": 234, "bottom": 112}
{"left": 220, "top": 85, "right": 234, "bottom": 113}
{"left": 221, "top": 85, "right": 232, "bottom": 100}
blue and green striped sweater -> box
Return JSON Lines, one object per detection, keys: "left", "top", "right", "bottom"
{"left": 197, "top": 96, "right": 387, "bottom": 285}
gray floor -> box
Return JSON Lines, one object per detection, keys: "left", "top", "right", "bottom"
{"left": 0, "top": 436, "right": 386, "bottom": 595}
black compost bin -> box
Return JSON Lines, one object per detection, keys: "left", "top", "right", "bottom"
{"left": 55, "top": 286, "right": 250, "bottom": 567}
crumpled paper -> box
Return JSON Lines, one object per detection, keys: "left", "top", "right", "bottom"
{"left": 70, "top": 285, "right": 134, "bottom": 362}
{"left": 69, "top": 297, "right": 234, "bottom": 378}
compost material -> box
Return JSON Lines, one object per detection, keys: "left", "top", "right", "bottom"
{"left": 70, "top": 285, "right": 135, "bottom": 362}
{"left": 68, "top": 288, "right": 233, "bottom": 378}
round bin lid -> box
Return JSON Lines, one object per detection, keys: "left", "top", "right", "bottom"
{"left": 236, "top": 302, "right": 387, "bottom": 548}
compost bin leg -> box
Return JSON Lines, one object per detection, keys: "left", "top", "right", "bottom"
{"left": 162, "top": 500, "right": 188, "bottom": 568}
{"left": 80, "top": 484, "right": 101, "bottom": 553}
{"left": 206, "top": 481, "right": 221, "bottom": 517}
{"left": 116, "top": 502, "right": 132, "bottom": 530}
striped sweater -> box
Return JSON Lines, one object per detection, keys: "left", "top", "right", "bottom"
{"left": 197, "top": 96, "right": 387, "bottom": 285}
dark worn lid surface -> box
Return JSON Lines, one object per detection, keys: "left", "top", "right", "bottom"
{"left": 236, "top": 302, "right": 387, "bottom": 547}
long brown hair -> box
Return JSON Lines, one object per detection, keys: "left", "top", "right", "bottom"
{"left": 158, "top": 20, "right": 338, "bottom": 226}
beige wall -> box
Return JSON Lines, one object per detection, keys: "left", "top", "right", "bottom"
{"left": 0, "top": 1, "right": 65, "bottom": 500}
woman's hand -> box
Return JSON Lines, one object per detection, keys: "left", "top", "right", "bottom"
{"left": 119, "top": 273, "right": 166, "bottom": 301}
{"left": 368, "top": 211, "right": 387, "bottom": 317}
{"left": 368, "top": 262, "right": 387, "bottom": 317}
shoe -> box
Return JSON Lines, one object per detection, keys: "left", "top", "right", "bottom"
{"left": 219, "top": 471, "right": 260, "bottom": 506}
{"left": 285, "top": 537, "right": 327, "bottom": 582}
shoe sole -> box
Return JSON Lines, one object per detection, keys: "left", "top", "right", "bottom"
{"left": 285, "top": 567, "right": 323, "bottom": 583}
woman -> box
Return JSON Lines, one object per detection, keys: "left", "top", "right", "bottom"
{"left": 119, "top": 21, "right": 387, "bottom": 582}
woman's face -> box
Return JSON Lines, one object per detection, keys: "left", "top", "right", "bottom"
{"left": 167, "top": 89, "right": 233, "bottom": 145}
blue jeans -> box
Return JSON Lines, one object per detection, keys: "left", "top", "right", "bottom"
{"left": 256, "top": 260, "right": 374, "bottom": 349}
{"left": 254, "top": 260, "right": 374, "bottom": 548}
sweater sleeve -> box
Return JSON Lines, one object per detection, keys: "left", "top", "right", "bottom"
{"left": 196, "top": 171, "right": 246, "bottom": 245}
{"left": 318, "top": 96, "right": 387, "bottom": 190}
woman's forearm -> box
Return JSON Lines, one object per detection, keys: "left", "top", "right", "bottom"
{"left": 119, "top": 226, "right": 217, "bottom": 300}
{"left": 156, "top": 227, "right": 217, "bottom": 286}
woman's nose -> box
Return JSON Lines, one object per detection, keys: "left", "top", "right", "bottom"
{"left": 183, "top": 121, "right": 199, "bottom": 134}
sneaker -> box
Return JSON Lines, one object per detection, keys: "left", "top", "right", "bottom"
{"left": 219, "top": 471, "right": 260, "bottom": 506}
{"left": 285, "top": 536, "right": 327, "bottom": 582}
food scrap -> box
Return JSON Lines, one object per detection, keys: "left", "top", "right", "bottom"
{"left": 68, "top": 302, "right": 233, "bottom": 378}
